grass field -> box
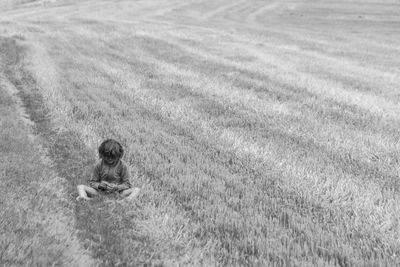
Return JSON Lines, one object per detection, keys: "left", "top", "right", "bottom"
{"left": 1, "top": 0, "right": 400, "bottom": 265}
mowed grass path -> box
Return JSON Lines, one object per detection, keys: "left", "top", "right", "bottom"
{"left": 1, "top": 0, "right": 400, "bottom": 265}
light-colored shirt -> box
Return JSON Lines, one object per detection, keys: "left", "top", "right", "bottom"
{"left": 89, "top": 159, "right": 132, "bottom": 191}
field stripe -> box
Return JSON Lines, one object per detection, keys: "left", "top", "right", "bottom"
{"left": 0, "top": 36, "right": 97, "bottom": 267}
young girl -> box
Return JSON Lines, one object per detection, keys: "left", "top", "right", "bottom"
{"left": 76, "top": 139, "right": 140, "bottom": 201}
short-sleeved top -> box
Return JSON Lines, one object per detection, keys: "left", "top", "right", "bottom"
{"left": 89, "top": 159, "right": 132, "bottom": 189}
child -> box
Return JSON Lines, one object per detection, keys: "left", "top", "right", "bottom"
{"left": 76, "top": 139, "right": 140, "bottom": 201}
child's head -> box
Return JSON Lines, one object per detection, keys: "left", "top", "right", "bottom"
{"left": 98, "top": 139, "right": 124, "bottom": 165}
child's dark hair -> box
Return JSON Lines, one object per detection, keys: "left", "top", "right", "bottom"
{"left": 98, "top": 139, "right": 124, "bottom": 159}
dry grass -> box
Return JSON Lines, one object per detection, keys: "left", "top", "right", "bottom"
{"left": 0, "top": 37, "right": 95, "bottom": 266}
{"left": 1, "top": 0, "right": 400, "bottom": 265}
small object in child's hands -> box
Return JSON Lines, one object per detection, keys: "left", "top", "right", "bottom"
{"left": 99, "top": 181, "right": 117, "bottom": 193}
{"left": 76, "top": 195, "right": 90, "bottom": 201}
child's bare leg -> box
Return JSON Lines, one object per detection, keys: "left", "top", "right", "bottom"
{"left": 120, "top": 187, "right": 140, "bottom": 200}
{"left": 77, "top": 185, "right": 98, "bottom": 200}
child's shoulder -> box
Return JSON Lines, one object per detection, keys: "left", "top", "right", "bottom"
{"left": 94, "top": 159, "right": 103, "bottom": 168}
{"left": 119, "top": 159, "right": 129, "bottom": 168}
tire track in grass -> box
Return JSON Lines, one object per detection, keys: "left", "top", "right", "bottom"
{"left": 0, "top": 36, "right": 96, "bottom": 266}
{"left": 3, "top": 36, "right": 156, "bottom": 266}
{"left": 199, "top": 0, "right": 247, "bottom": 22}
{"left": 246, "top": 1, "right": 280, "bottom": 26}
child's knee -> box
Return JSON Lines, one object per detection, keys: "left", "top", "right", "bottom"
{"left": 132, "top": 187, "right": 140, "bottom": 194}
{"left": 120, "top": 188, "right": 131, "bottom": 195}
{"left": 120, "top": 188, "right": 136, "bottom": 197}
{"left": 125, "top": 187, "right": 140, "bottom": 197}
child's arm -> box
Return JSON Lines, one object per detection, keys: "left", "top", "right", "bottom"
{"left": 117, "top": 162, "right": 132, "bottom": 191}
{"left": 89, "top": 163, "right": 102, "bottom": 189}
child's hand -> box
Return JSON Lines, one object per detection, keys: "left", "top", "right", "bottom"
{"left": 99, "top": 182, "right": 112, "bottom": 191}
{"left": 98, "top": 182, "right": 107, "bottom": 190}
{"left": 107, "top": 183, "right": 118, "bottom": 192}
{"left": 99, "top": 181, "right": 118, "bottom": 193}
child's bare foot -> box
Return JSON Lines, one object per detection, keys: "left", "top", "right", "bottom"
{"left": 124, "top": 188, "right": 141, "bottom": 201}
{"left": 117, "top": 188, "right": 140, "bottom": 202}
{"left": 76, "top": 196, "right": 91, "bottom": 201}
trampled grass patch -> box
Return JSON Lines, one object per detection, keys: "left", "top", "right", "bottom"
{"left": 0, "top": 37, "right": 93, "bottom": 266}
